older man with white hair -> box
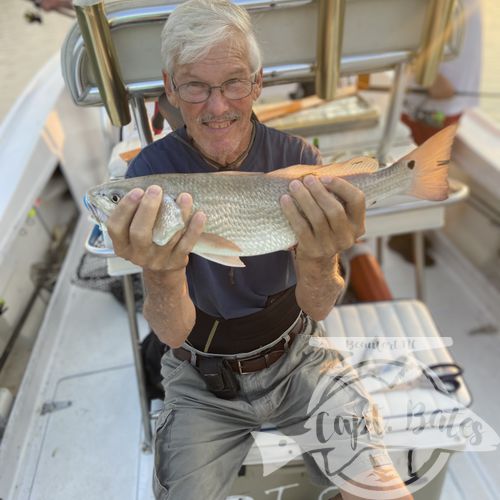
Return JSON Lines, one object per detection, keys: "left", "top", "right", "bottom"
{"left": 107, "top": 1, "right": 413, "bottom": 499}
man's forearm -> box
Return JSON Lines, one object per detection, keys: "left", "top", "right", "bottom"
{"left": 142, "top": 268, "right": 195, "bottom": 348}
{"left": 294, "top": 254, "right": 344, "bottom": 321}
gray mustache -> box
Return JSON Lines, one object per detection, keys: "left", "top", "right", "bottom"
{"left": 199, "top": 112, "right": 240, "bottom": 124}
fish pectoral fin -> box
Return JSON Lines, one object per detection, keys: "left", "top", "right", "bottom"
{"left": 194, "top": 234, "right": 245, "bottom": 267}
{"left": 197, "top": 233, "right": 242, "bottom": 256}
{"left": 266, "top": 157, "right": 378, "bottom": 180}
{"left": 194, "top": 252, "right": 246, "bottom": 268}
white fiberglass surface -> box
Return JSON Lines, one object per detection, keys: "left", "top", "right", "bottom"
{"left": 0, "top": 220, "right": 153, "bottom": 500}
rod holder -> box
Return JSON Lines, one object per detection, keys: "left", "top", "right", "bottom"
{"left": 74, "top": 0, "right": 131, "bottom": 126}
{"left": 315, "top": 0, "right": 345, "bottom": 100}
{"left": 414, "top": 0, "right": 456, "bottom": 87}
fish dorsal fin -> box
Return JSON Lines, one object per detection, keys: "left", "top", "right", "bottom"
{"left": 266, "top": 164, "right": 326, "bottom": 179}
{"left": 266, "top": 157, "right": 378, "bottom": 180}
{"left": 212, "top": 171, "right": 261, "bottom": 176}
{"left": 320, "top": 156, "right": 379, "bottom": 177}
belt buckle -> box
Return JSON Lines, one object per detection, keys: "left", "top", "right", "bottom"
{"left": 236, "top": 350, "right": 279, "bottom": 375}
{"left": 236, "top": 358, "right": 251, "bottom": 375}
{"left": 235, "top": 352, "right": 268, "bottom": 375}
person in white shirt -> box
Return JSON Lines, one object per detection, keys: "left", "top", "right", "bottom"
{"left": 402, "top": 0, "right": 482, "bottom": 145}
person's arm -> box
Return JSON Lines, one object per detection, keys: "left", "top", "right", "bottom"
{"left": 142, "top": 268, "right": 196, "bottom": 348}
{"left": 280, "top": 175, "right": 365, "bottom": 320}
{"left": 428, "top": 73, "right": 456, "bottom": 100}
{"left": 106, "top": 186, "right": 206, "bottom": 347}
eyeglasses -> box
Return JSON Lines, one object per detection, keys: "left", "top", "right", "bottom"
{"left": 171, "top": 76, "right": 257, "bottom": 103}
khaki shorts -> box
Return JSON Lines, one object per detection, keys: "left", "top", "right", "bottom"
{"left": 153, "top": 317, "right": 391, "bottom": 499}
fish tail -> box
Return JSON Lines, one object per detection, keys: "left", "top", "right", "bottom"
{"left": 403, "top": 124, "right": 457, "bottom": 201}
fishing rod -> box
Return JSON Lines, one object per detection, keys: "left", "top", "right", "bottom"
{"left": 366, "top": 84, "right": 500, "bottom": 99}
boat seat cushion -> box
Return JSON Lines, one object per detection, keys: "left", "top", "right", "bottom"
{"left": 321, "top": 300, "right": 471, "bottom": 441}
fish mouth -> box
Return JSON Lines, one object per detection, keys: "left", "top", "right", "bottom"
{"left": 83, "top": 194, "right": 107, "bottom": 225}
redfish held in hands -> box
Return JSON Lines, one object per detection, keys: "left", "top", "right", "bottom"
{"left": 85, "top": 125, "right": 456, "bottom": 267}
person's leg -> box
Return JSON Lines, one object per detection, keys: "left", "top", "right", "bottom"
{"left": 153, "top": 351, "right": 259, "bottom": 499}
{"left": 264, "top": 320, "right": 391, "bottom": 490}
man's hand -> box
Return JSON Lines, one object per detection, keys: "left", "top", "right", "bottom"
{"left": 428, "top": 73, "right": 455, "bottom": 100}
{"left": 280, "top": 175, "right": 366, "bottom": 262}
{"left": 279, "top": 174, "right": 365, "bottom": 320}
{"left": 107, "top": 185, "right": 206, "bottom": 272}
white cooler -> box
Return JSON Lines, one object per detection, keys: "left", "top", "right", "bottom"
{"left": 229, "top": 300, "right": 472, "bottom": 500}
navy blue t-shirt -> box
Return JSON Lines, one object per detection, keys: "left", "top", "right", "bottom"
{"left": 127, "top": 121, "right": 321, "bottom": 319}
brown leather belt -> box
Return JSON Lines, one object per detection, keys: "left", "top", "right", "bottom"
{"left": 173, "top": 316, "right": 304, "bottom": 374}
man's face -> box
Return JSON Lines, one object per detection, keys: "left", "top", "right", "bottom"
{"left": 164, "top": 39, "right": 262, "bottom": 166}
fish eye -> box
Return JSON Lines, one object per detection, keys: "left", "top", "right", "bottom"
{"left": 109, "top": 192, "right": 122, "bottom": 204}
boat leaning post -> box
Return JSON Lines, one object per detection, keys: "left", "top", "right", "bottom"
{"left": 72, "top": 0, "right": 152, "bottom": 452}
{"left": 73, "top": 0, "right": 131, "bottom": 126}
{"left": 315, "top": 0, "right": 345, "bottom": 100}
{"left": 414, "top": 0, "right": 456, "bottom": 87}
